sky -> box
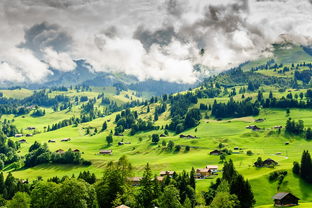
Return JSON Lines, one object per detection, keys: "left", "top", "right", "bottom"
{"left": 0, "top": 0, "right": 312, "bottom": 84}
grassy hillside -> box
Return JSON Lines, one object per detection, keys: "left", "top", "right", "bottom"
{"left": 3, "top": 92, "right": 312, "bottom": 206}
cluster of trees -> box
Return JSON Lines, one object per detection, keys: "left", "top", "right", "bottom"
{"left": 0, "top": 104, "right": 31, "bottom": 116}
{"left": 293, "top": 150, "right": 312, "bottom": 183}
{"left": 23, "top": 91, "right": 70, "bottom": 107}
{"left": 211, "top": 98, "right": 260, "bottom": 119}
{"left": 31, "top": 109, "right": 46, "bottom": 117}
{"left": 0, "top": 177, "right": 97, "bottom": 208}
{"left": 261, "top": 90, "right": 312, "bottom": 109}
{"left": 154, "top": 103, "right": 167, "bottom": 121}
{"left": 0, "top": 156, "right": 256, "bottom": 208}
{"left": 1, "top": 121, "right": 19, "bottom": 137}
{"left": 95, "top": 156, "right": 196, "bottom": 208}
{"left": 166, "top": 92, "right": 200, "bottom": 133}
{"left": 285, "top": 118, "right": 305, "bottom": 135}
{"left": 0, "top": 172, "right": 30, "bottom": 201}
{"left": 204, "top": 160, "right": 255, "bottom": 208}
{"left": 47, "top": 117, "right": 77, "bottom": 132}
{"left": 284, "top": 118, "right": 312, "bottom": 140}
{"left": 114, "top": 109, "right": 156, "bottom": 136}
{"left": 0, "top": 130, "right": 20, "bottom": 169}
{"left": 24, "top": 141, "right": 91, "bottom": 167}
{"left": 206, "top": 67, "right": 292, "bottom": 89}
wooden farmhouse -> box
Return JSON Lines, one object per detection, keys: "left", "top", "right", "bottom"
{"left": 273, "top": 192, "right": 299, "bottom": 206}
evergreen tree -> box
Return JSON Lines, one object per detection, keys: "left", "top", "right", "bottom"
{"left": 300, "top": 150, "right": 312, "bottom": 183}
{"left": 222, "top": 160, "right": 237, "bottom": 182}
{"left": 292, "top": 161, "right": 300, "bottom": 175}
{"left": 152, "top": 134, "right": 160, "bottom": 144}
{"left": 106, "top": 134, "right": 113, "bottom": 146}
{"left": 137, "top": 163, "right": 155, "bottom": 208}
{"left": 101, "top": 121, "right": 107, "bottom": 132}
{"left": 189, "top": 168, "right": 196, "bottom": 190}
{"left": 158, "top": 185, "right": 183, "bottom": 208}
{"left": 230, "top": 175, "right": 255, "bottom": 208}
{"left": 0, "top": 172, "right": 4, "bottom": 195}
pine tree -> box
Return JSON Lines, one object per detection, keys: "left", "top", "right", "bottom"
{"left": 190, "top": 168, "right": 196, "bottom": 190}
{"left": 300, "top": 150, "right": 312, "bottom": 183}
{"left": 222, "top": 160, "right": 237, "bottom": 182}
{"left": 0, "top": 172, "right": 4, "bottom": 195}
{"left": 230, "top": 175, "right": 255, "bottom": 208}
{"left": 292, "top": 161, "right": 300, "bottom": 175}
{"left": 137, "top": 163, "right": 154, "bottom": 208}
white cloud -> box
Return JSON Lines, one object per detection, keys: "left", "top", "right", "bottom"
{"left": 0, "top": 0, "right": 312, "bottom": 84}
{"left": 43, "top": 48, "right": 76, "bottom": 72}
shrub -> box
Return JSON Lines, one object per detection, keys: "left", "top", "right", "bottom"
{"left": 185, "top": 146, "right": 190, "bottom": 152}
{"left": 246, "top": 150, "right": 253, "bottom": 156}
{"left": 174, "top": 145, "right": 181, "bottom": 152}
{"left": 269, "top": 170, "right": 287, "bottom": 181}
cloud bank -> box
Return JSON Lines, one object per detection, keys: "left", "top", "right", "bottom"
{"left": 0, "top": 0, "right": 312, "bottom": 84}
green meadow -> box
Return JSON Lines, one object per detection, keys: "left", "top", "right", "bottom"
{"left": 1, "top": 86, "right": 312, "bottom": 207}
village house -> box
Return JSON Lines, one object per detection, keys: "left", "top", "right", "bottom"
{"left": 127, "top": 177, "right": 142, "bottom": 186}
{"left": 18, "top": 139, "right": 26, "bottom": 143}
{"left": 246, "top": 125, "right": 261, "bottom": 131}
{"left": 159, "top": 134, "right": 167, "bottom": 137}
{"left": 273, "top": 192, "right": 299, "bottom": 207}
{"left": 55, "top": 149, "right": 65, "bottom": 154}
{"left": 48, "top": 140, "right": 56, "bottom": 143}
{"left": 234, "top": 147, "right": 239, "bottom": 150}
{"left": 15, "top": 134, "right": 23, "bottom": 138}
{"left": 118, "top": 142, "right": 124, "bottom": 146}
{"left": 179, "top": 134, "right": 197, "bottom": 139}
{"left": 255, "top": 118, "right": 265, "bottom": 122}
{"left": 196, "top": 168, "right": 212, "bottom": 179}
{"left": 263, "top": 158, "right": 278, "bottom": 167}
{"left": 99, "top": 150, "right": 112, "bottom": 155}
{"left": 274, "top": 125, "right": 283, "bottom": 129}
{"left": 26, "top": 134, "right": 33, "bottom": 137}
{"left": 61, "top": 138, "right": 71, "bottom": 142}
{"left": 206, "top": 165, "right": 218, "bottom": 174}
{"left": 26, "top": 126, "right": 36, "bottom": 130}
{"left": 210, "top": 150, "right": 221, "bottom": 155}
{"left": 160, "top": 171, "right": 175, "bottom": 177}
{"left": 73, "top": 149, "right": 80, "bottom": 153}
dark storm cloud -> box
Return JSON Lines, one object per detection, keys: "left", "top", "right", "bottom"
{"left": 133, "top": 26, "right": 176, "bottom": 51}
{"left": 19, "top": 22, "right": 72, "bottom": 55}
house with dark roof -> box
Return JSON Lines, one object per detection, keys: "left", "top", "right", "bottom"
{"left": 160, "top": 171, "right": 175, "bottom": 177}
{"left": 273, "top": 192, "right": 299, "bottom": 206}
{"left": 61, "top": 138, "right": 71, "bottom": 142}
{"left": 210, "top": 150, "right": 221, "bottom": 155}
{"left": 263, "top": 158, "right": 278, "bottom": 167}
{"left": 18, "top": 139, "right": 26, "bottom": 143}
{"left": 99, "top": 150, "right": 112, "bottom": 155}
{"left": 56, "top": 149, "right": 65, "bottom": 154}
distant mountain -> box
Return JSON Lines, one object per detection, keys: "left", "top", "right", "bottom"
{"left": 241, "top": 44, "right": 312, "bottom": 72}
